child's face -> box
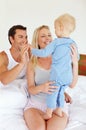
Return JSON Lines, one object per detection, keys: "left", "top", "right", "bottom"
{"left": 54, "top": 21, "right": 62, "bottom": 38}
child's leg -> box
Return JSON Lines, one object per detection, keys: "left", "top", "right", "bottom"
{"left": 46, "top": 83, "right": 60, "bottom": 111}
{"left": 57, "top": 85, "right": 65, "bottom": 108}
{"left": 55, "top": 85, "right": 66, "bottom": 117}
{"left": 53, "top": 107, "right": 63, "bottom": 117}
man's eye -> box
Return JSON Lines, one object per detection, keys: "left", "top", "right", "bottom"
{"left": 48, "top": 35, "right": 52, "bottom": 37}
{"left": 18, "top": 35, "right": 23, "bottom": 38}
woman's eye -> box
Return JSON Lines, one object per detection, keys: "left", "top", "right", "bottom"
{"left": 41, "top": 36, "right": 45, "bottom": 37}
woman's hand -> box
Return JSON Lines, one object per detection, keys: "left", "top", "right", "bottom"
{"left": 64, "top": 92, "right": 72, "bottom": 104}
{"left": 40, "top": 81, "right": 57, "bottom": 94}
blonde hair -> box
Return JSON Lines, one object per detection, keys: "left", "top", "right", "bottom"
{"left": 55, "top": 13, "right": 76, "bottom": 34}
{"left": 31, "top": 25, "right": 50, "bottom": 67}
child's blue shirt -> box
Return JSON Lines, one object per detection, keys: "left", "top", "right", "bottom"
{"left": 32, "top": 37, "right": 78, "bottom": 86}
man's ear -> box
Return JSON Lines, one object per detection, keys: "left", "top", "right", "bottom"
{"left": 9, "top": 36, "right": 14, "bottom": 44}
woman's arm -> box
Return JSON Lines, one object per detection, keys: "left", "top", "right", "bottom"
{"left": 69, "top": 44, "right": 78, "bottom": 88}
{"left": 64, "top": 44, "right": 78, "bottom": 104}
{"left": 27, "top": 61, "right": 57, "bottom": 95}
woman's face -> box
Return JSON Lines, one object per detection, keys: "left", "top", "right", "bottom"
{"left": 38, "top": 28, "right": 52, "bottom": 49}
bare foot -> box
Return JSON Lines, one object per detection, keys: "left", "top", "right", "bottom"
{"left": 42, "top": 108, "right": 53, "bottom": 120}
{"left": 43, "top": 113, "right": 52, "bottom": 120}
{"left": 53, "top": 108, "right": 63, "bottom": 117}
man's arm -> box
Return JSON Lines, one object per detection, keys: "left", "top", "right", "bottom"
{"left": 0, "top": 51, "right": 25, "bottom": 85}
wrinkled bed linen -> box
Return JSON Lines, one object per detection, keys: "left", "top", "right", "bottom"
{"left": 0, "top": 79, "right": 28, "bottom": 130}
{"left": 0, "top": 76, "right": 86, "bottom": 130}
{"left": 65, "top": 75, "right": 86, "bottom": 129}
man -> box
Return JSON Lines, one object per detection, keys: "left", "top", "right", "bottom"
{"left": 0, "top": 25, "right": 30, "bottom": 85}
{"left": 0, "top": 25, "right": 30, "bottom": 130}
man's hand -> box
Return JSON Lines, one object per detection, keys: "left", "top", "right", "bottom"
{"left": 19, "top": 44, "right": 29, "bottom": 65}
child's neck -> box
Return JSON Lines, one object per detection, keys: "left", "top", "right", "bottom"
{"left": 61, "top": 31, "right": 70, "bottom": 38}
{"left": 61, "top": 33, "right": 70, "bottom": 38}
{"left": 58, "top": 35, "right": 70, "bottom": 38}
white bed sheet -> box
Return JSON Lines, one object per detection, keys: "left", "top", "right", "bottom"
{"left": 0, "top": 79, "right": 28, "bottom": 130}
{"left": 66, "top": 122, "right": 86, "bottom": 130}
{"left": 65, "top": 75, "right": 86, "bottom": 130}
{"left": 0, "top": 76, "right": 86, "bottom": 130}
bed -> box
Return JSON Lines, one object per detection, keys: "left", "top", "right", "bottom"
{"left": 65, "top": 54, "right": 86, "bottom": 130}
{"left": 65, "top": 75, "right": 86, "bottom": 130}
{"left": 0, "top": 54, "right": 86, "bottom": 130}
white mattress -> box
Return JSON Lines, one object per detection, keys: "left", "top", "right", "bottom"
{"left": 0, "top": 76, "right": 86, "bottom": 130}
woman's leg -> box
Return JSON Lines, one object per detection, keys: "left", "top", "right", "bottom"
{"left": 24, "top": 108, "right": 46, "bottom": 130}
{"left": 47, "top": 112, "right": 68, "bottom": 130}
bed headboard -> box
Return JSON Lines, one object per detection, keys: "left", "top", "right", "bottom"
{"left": 78, "top": 54, "right": 86, "bottom": 76}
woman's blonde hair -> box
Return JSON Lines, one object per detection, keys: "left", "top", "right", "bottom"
{"left": 55, "top": 13, "right": 76, "bottom": 33}
{"left": 31, "top": 25, "right": 50, "bottom": 67}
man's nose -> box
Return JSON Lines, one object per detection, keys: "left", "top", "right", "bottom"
{"left": 22, "top": 39, "right": 28, "bottom": 44}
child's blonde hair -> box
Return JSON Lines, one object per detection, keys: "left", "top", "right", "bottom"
{"left": 55, "top": 13, "right": 76, "bottom": 34}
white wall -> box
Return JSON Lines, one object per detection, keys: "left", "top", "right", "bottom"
{"left": 0, "top": 0, "right": 86, "bottom": 54}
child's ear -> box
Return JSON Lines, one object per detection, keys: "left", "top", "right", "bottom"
{"left": 60, "top": 24, "right": 64, "bottom": 31}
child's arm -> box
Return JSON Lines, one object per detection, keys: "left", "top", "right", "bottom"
{"left": 31, "top": 42, "right": 56, "bottom": 57}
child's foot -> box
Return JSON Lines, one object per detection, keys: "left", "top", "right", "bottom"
{"left": 43, "top": 113, "right": 52, "bottom": 120}
{"left": 43, "top": 108, "right": 53, "bottom": 120}
{"left": 54, "top": 108, "right": 63, "bottom": 117}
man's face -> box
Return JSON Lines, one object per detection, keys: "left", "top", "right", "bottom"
{"left": 10, "top": 29, "right": 28, "bottom": 50}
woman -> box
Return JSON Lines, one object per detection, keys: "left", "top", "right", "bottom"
{"left": 24, "top": 25, "right": 78, "bottom": 130}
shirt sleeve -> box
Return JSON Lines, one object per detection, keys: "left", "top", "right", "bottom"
{"left": 31, "top": 41, "right": 56, "bottom": 57}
